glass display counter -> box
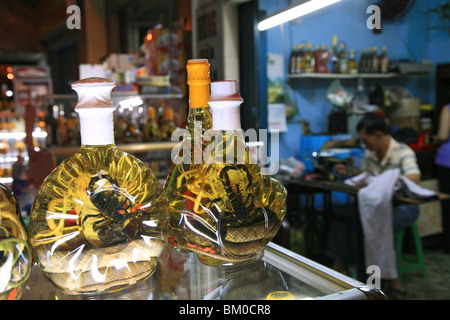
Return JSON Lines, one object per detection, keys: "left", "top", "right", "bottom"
{"left": 20, "top": 242, "right": 386, "bottom": 300}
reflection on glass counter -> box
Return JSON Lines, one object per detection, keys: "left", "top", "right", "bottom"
{"left": 20, "top": 243, "right": 386, "bottom": 300}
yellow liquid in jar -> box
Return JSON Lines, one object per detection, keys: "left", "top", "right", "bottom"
{"left": 167, "top": 132, "right": 287, "bottom": 267}
{"left": 0, "top": 183, "right": 31, "bottom": 300}
{"left": 164, "top": 106, "right": 212, "bottom": 197}
{"left": 29, "top": 144, "right": 168, "bottom": 295}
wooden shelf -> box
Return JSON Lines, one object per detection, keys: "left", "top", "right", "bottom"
{"left": 48, "top": 93, "right": 184, "bottom": 100}
{"left": 287, "top": 71, "right": 430, "bottom": 101}
{"left": 287, "top": 72, "right": 428, "bottom": 80}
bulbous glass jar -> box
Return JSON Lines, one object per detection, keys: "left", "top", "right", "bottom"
{"left": 0, "top": 183, "right": 31, "bottom": 300}
{"left": 28, "top": 78, "right": 169, "bottom": 295}
{"left": 168, "top": 81, "right": 287, "bottom": 266}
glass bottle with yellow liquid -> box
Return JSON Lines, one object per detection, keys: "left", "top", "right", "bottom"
{"left": 348, "top": 49, "right": 358, "bottom": 74}
{"left": 168, "top": 81, "right": 287, "bottom": 266}
{"left": 0, "top": 183, "right": 31, "bottom": 300}
{"left": 163, "top": 59, "right": 212, "bottom": 197}
{"left": 143, "top": 106, "right": 161, "bottom": 142}
{"left": 28, "top": 77, "right": 169, "bottom": 295}
{"left": 303, "top": 42, "right": 315, "bottom": 73}
{"left": 160, "top": 108, "right": 177, "bottom": 141}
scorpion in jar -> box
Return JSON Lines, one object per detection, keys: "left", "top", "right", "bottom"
{"left": 83, "top": 170, "right": 144, "bottom": 245}
{"left": 217, "top": 164, "right": 257, "bottom": 222}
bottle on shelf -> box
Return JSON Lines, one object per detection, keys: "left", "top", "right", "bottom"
{"left": 45, "top": 104, "right": 59, "bottom": 147}
{"left": 143, "top": 106, "right": 161, "bottom": 142}
{"left": 0, "top": 139, "right": 9, "bottom": 156}
{"left": 56, "top": 104, "right": 68, "bottom": 146}
{"left": 348, "top": 49, "right": 358, "bottom": 74}
{"left": 160, "top": 108, "right": 177, "bottom": 141}
{"left": 66, "top": 112, "right": 80, "bottom": 146}
{"left": 379, "top": 46, "right": 389, "bottom": 73}
{"left": 338, "top": 43, "right": 348, "bottom": 74}
{"left": 359, "top": 48, "right": 367, "bottom": 73}
{"left": 371, "top": 46, "right": 379, "bottom": 73}
{"left": 314, "top": 45, "right": 330, "bottom": 73}
{"left": 330, "top": 35, "right": 340, "bottom": 74}
{"left": 0, "top": 182, "right": 31, "bottom": 300}
{"left": 295, "top": 43, "right": 305, "bottom": 74}
{"left": 163, "top": 59, "right": 212, "bottom": 197}
{"left": 289, "top": 44, "right": 298, "bottom": 74}
{"left": 28, "top": 77, "right": 169, "bottom": 295}
{"left": 122, "top": 114, "right": 140, "bottom": 143}
{"left": 303, "top": 42, "right": 315, "bottom": 73}
{"left": 363, "top": 47, "right": 372, "bottom": 73}
{"left": 167, "top": 80, "right": 287, "bottom": 267}
{"left": 313, "top": 45, "right": 321, "bottom": 73}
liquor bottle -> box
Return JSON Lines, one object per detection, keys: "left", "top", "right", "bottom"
{"left": 313, "top": 45, "right": 321, "bottom": 73}
{"left": 303, "top": 42, "right": 315, "bottom": 73}
{"left": 167, "top": 81, "right": 287, "bottom": 267}
{"left": 28, "top": 77, "right": 168, "bottom": 295}
{"left": 371, "top": 46, "right": 379, "bottom": 73}
{"left": 295, "top": 43, "right": 305, "bottom": 73}
{"left": 348, "top": 49, "right": 358, "bottom": 74}
{"left": 160, "top": 108, "right": 177, "bottom": 141}
{"left": 122, "top": 114, "right": 140, "bottom": 143}
{"left": 359, "top": 48, "right": 367, "bottom": 73}
{"left": 330, "top": 35, "right": 340, "bottom": 74}
{"left": 163, "top": 59, "right": 212, "bottom": 197}
{"left": 365, "top": 48, "right": 374, "bottom": 73}
{"left": 57, "top": 104, "right": 68, "bottom": 146}
{"left": 0, "top": 183, "right": 31, "bottom": 300}
{"left": 289, "top": 45, "right": 298, "bottom": 74}
{"left": 338, "top": 43, "right": 348, "bottom": 74}
{"left": 379, "top": 46, "right": 389, "bottom": 73}
{"left": 45, "top": 104, "right": 59, "bottom": 147}
{"left": 66, "top": 112, "right": 80, "bottom": 145}
{"left": 143, "top": 106, "right": 161, "bottom": 142}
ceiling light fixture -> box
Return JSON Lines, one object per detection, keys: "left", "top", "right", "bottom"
{"left": 257, "top": 0, "right": 342, "bottom": 31}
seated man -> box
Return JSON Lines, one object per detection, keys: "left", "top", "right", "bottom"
{"left": 328, "top": 113, "right": 421, "bottom": 299}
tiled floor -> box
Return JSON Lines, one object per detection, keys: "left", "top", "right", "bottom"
{"left": 402, "top": 249, "right": 450, "bottom": 300}
{"left": 285, "top": 228, "right": 450, "bottom": 300}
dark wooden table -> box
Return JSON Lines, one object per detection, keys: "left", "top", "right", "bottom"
{"left": 286, "top": 177, "right": 447, "bottom": 281}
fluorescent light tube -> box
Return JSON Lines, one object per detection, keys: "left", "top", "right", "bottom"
{"left": 257, "top": 0, "right": 342, "bottom": 31}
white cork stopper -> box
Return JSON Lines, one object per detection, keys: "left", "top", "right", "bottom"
{"left": 71, "top": 78, "right": 116, "bottom": 146}
{"left": 209, "top": 81, "right": 243, "bottom": 131}
{"left": 71, "top": 77, "right": 116, "bottom": 109}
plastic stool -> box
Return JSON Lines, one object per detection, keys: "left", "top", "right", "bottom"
{"left": 395, "top": 221, "right": 427, "bottom": 282}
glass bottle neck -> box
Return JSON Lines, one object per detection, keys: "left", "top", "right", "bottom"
{"left": 76, "top": 107, "right": 116, "bottom": 146}
{"left": 209, "top": 101, "right": 242, "bottom": 131}
{"left": 188, "top": 84, "right": 209, "bottom": 109}
{"left": 187, "top": 106, "right": 212, "bottom": 133}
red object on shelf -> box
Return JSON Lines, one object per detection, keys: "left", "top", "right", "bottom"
{"left": 408, "top": 133, "right": 436, "bottom": 151}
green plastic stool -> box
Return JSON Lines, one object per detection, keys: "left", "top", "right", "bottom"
{"left": 395, "top": 221, "right": 427, "bottom": 282}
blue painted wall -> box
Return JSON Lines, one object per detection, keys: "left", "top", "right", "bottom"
{"left": 259, "top": 0, "right": 450, "bottom": 160}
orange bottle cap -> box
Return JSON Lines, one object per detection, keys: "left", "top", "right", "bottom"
{"left": 186, "top": 59, "right": 210, "bottom": 108}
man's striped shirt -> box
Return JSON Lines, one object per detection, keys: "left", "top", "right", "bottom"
{"left": 361, "top": 136, "right": 421, "bottom": 177}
